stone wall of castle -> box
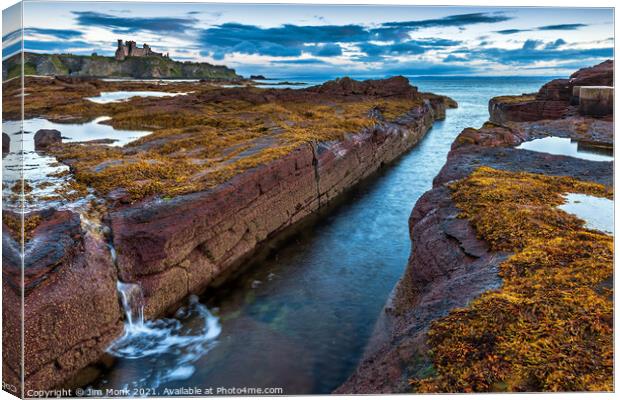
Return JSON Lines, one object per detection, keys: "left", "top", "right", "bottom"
{"left": 115, "top": 40, "right": 166, "bottom": 61}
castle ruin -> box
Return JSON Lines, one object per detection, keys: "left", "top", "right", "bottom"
{"left": 115, "top": 39, "right": 169, "bottom": 61}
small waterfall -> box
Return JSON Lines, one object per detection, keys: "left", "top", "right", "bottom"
{"left": 78, "top": 211, "right": 222, "bottom": 387}
{"left": 116, "top": 281, "right": 145, "bottom": 328}
{"left": 106, "top": 243, "right": 221, "bottom": 386}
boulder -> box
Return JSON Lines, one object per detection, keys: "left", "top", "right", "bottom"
{"left": 2, "top": 132, "right": 9, "bottom": 153}
{"left": 34, "top": 129, "right": 61, "bottom": 150}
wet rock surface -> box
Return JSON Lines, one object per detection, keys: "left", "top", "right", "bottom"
{"left": 338, "top": 65, "right": 613, "bottom": 394}
{"left": 34, "top": 129, "right": 62, "bottom": 150}
{"left": 2, "top": 208, "right": 123, "bottom": 393}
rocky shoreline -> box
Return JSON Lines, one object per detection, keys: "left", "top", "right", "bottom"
{"left": 338, "top": 61, "right": 613, "bottom": 393}
{"left": 2, "top": 76, "right": 456, "bottom": 393}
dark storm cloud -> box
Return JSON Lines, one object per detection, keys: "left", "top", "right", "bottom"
{"left": 72, "top": 11, "right": 197, "bottom": 34}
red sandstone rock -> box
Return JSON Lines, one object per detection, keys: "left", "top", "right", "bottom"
{"left": 307, "top": 76, "right": 419, "bottom": 99}
{"left": 2, "top": 209, "right": 123, "bottom": 392}
{"left": 489, "top": 60, "right": 613, "bottom": 124}
{"left": 111, "top": 101, "right": 445, "bottom": 320}
{"left": 451, "top": 123, "right": 525, "bottom": 149}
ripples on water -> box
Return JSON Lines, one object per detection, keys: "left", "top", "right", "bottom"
{"left": 94, "top": 76, "right": 554, "bottom": 393}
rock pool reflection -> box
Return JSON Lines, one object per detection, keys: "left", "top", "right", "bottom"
{"left": 516, "top": 136, "right": 613, "bottom": 162}
{"left": 559, "top": 193, "right": 613, "bottom": 235}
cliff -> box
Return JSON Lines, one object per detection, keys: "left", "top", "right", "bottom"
{"left": 339, "top": 61, "right": 613, "bottom": 393}
{"left": 2, "top": 76, "right": 456, "bottom": 393}
{"left": 2, "top": 52, "right": 240, "bottom": 80}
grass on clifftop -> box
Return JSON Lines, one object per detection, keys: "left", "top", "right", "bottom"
{"left": 411, "top": 166, "right": 613, "bottom": 392}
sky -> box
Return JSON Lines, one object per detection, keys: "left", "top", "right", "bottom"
{"left": 2, "top": 2, "right": 615, "bottom": 77}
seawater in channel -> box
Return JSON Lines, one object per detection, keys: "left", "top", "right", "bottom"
{"left": 94, "top": 77, "right": 551, "bottom": 394}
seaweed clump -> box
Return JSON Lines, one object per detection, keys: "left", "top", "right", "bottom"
{"left": 412, "top": 166, "right": 613, "bottom": 392}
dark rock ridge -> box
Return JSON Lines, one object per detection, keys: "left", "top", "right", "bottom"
{"left": 2, "top": 77, "right": 456, "bottom": 392}
{"left": 489, "top": 60, "right": 613, "bottom": 123}
{"left": 337, "top": 65, "right": 613, "bottom": 394}
{"left": 2, "top": 52, "right": 240, "bottom": 80}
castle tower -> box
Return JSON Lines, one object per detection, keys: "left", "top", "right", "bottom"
{"left": 115, "top": 39, "right": 126, "bottom": 61}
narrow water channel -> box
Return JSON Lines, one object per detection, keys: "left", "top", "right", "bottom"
{"left": 94, "top": 76, "right": 551, "bottom": 394}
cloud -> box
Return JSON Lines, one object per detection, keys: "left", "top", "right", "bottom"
{"left": 383, "top": 60, "right": 476, "bottom": 76}
{"left": 496, "top": 23, "right": 588, "bottom": 35}
{"left": 72, "top": 11, "right": 197, "bottom": 34}
{"left": 537, "top": 23, "right": 587, "bottom": 31}
{"left": 24, "top": 39, "right": 93, "bottom": 52}
{"left": 199, "top": 22, "right": 371, "bottom": 59}
{"left": 544, "top": 38, "right": 567, "bottom": 49}
{"left": 522, "top": 39, "right": 543, "bottom": 50}
{"left": 443, "top": 54, "right": 468, "bottom": 62}
{"left": 24, "top": 28, "right": 83, "bottom": 39}
{"left": 273, "top": 58, "right": 330, "bottom": 65}
{"left": 357, "top": 38, "right": 461, "bottom": 62}
{"left": 382, "top": 12, "right": 512, "bottom": 29}
{"left": 496, "top": 29, "right": 526, "bottom": 35}
{"left": 198, "top": 12, "right": 489, "bottom": 59}
{"left": 201, "top": 22, "right": 368, "bottom": 48}
{"left": 2, "top": 29, "right": 21, "bottom": 44}
{"left": 468, "top": 46, "right": 612, "bottom": 65}
{"left": 306, "top": 43, "right": 342, "bottom": 57}
{"left": 3, "top": 41, "right": 21, "bottom": 59}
